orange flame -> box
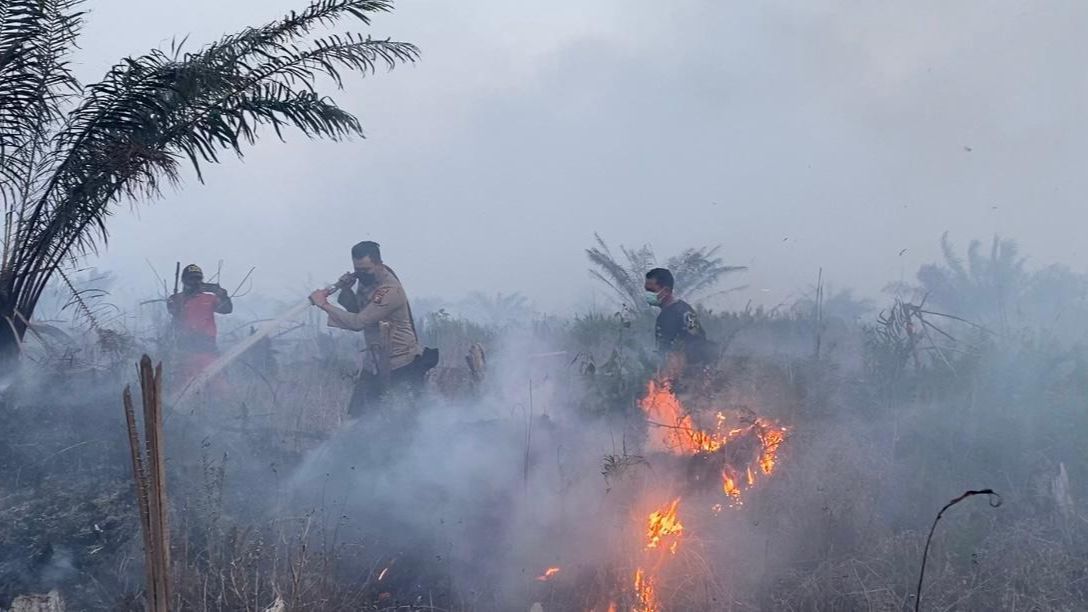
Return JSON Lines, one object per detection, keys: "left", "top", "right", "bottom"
{"left": 632, "top": 498, "right": 683, "bottom": 611}
{"left": 759, "top": 426, "right": 786, "bottom": 475}
{"left": 536, "top": 567, "right": 560, "bottom": 581}
{"left": 640, "top": 380, "right": 723, "bottom": 453}
{"left": 722, "top": 473, "right": 741, "bottom": 501}
{"left": 634, "top": 568, "right": 658, "bottom": 612}
{"left": 638, "top": 380, "right": 787, "bottom": 506}
{"left": 625, "top": 380, "right": 789, "bottom": 609}
{"left": 645, "top": 498, "right": 683, "bottom": 553}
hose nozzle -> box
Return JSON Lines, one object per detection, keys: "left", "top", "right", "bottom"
{"left": 308, "top": 274, "right": 350, "bottom": 305}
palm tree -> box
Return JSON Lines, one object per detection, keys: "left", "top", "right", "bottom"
{"left": 912, "top": 233, "right": 1027, "bottom": 325}
{"left": 0, "top": 0, "right": 418, "bottom": 360}
{"left": 586, "top": 233, "right": 746, "bottom": 311}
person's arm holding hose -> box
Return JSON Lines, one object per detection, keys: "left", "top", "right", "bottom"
{"left": 310, "top": 282, "right": 406, "bottom": 331}
{"left": 335, "top": 272, "right": 360, "bottom": 313}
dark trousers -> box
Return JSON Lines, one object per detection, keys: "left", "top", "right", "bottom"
{"left": 347, "top": 356, "right": 426, "bottom": 419}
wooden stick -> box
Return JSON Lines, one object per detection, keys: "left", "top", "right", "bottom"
{"left": 126, "top": 355, "right": 171, "bottom": 612}
{"left": 123, "top": 386, "right": 155, "bottom": 605}
{"left": 143, "top": 357, "right": 171, "bottom": 611}
{"left": 229, "top": 266, "right": 256, "bottom": 298}
{"left": 814, "top": 267, "right": 823, "bottom": 360}
{"left": 156, "top": 361, "right": 170, "bottom": 611}
{"left": 139, "top": 358, "right": 162, "bottom": 611}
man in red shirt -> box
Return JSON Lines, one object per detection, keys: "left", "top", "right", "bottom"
{"left": 167, "top": 264, "right": 233, "bottom": 383}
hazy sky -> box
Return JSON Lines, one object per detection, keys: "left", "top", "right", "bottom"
{"left": 85, "top": 0, "right": 1088, "bottom": 312}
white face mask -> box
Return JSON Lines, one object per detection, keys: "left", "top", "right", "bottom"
{"left": 645, "top": 291, "right": 663, "bottom": 307}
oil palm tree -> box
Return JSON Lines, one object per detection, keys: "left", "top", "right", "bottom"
{"left": 586, "top": 232, "right": 747, "bottom": 311}
{"left": 913, "top": 233, "right": 1026, "bottom": 325}
{"left": 0, "top": 0, "right": 418, "bottom": 360}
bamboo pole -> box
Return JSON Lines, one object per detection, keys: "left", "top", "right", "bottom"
{"left": 123, "top": 388, "right": 154, "bottom": 602}
{"left": 124, "top": 355, "right": 171, "bottom": 612}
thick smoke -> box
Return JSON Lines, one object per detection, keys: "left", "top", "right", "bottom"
{"left": 282, "top": 329, "right": 633, "bottom": 608}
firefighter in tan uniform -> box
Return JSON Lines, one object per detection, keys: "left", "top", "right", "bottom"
{"left": 309, "top": 241, "right": 435, "bottom": 416}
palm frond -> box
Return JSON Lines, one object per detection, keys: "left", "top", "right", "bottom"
{"left": 203, "top": 0, "right": 396, "bottom": 66}
{"left": 587, "top": 254, "right": 637, "bottom": 305}
{"left": 666, "top": 245, "right": 746, "bottom": 300}
{"left": 915, "top": 233, "right": 1032, "bottom": 324}
{"left": 587, "top": 234, "right": 745, "bottom": 308}
{"left": 0, "top": 0, "right": 82, "bottom": 205}
{"left": 23, "top": 36, "right": 415, "bottom": 312}
{"left": 938, "top": 231, "right": 968, "bottom": 287}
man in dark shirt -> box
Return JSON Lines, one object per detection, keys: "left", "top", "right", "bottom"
{"left": 644, "top": 267, "right": 715, "bottom": 383}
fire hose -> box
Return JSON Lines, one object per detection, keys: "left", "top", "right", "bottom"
{"left": 168, "top": 275, "right": 352, "bottom": 408}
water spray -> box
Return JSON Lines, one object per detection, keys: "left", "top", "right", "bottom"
{"left": 168, "top": 275, "right": 352, "bottom": 408}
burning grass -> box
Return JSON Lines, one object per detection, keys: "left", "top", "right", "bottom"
{"left": 570, "top": 379, "right": 792, "bottom": 611}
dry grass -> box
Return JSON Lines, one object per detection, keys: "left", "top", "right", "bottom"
{"left": 3, "top": 305, "right": 1088, "bottom": 611}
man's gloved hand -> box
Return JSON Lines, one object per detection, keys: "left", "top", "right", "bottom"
{"left": 202, "top": 282, "right": 227, "bottom": 296}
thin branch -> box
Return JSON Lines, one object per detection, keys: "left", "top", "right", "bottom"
{"left": 915, "top": 489, "right": 1002, "bottom": 612}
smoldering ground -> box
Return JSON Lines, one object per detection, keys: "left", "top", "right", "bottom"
{"left": 279, "top": 332, "right": 640, "bottom": 609}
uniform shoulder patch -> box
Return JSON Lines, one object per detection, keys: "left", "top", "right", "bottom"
{"left": 371, "top": 286, "right": 392, "bottom": 305}
{"left": 683, "top": 310, "right": 700, "bottom": 332}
